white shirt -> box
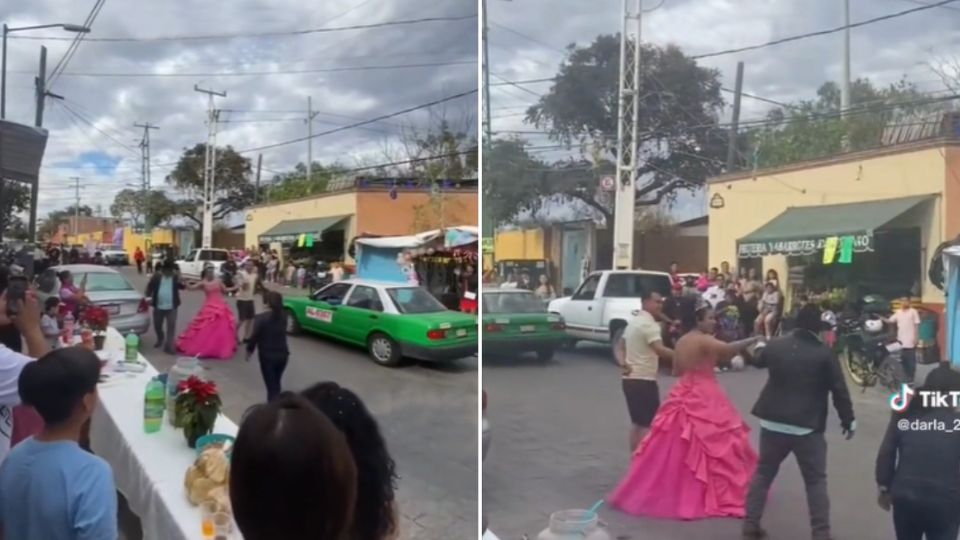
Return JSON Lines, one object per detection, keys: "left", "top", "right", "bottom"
{"left": 236, "top": 270, "right": 256, "bottom": 301}
{"left": 331, "top": 267, "right": 344, "bottom": 282}
{"left": 702, "top": 286, "right": 725, "bottom": 308}
{"left": 0, "top": 345, "right": 33, "bottom": 463}
{"left": 889, "top": 308, "right": 921, "bottom": 348}
{"left": 622, "top": 310, "right": 663, "bottom": 381}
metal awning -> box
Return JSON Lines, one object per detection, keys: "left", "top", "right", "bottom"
{"left": 258, "top": 215, "right": 349, "bottom": 244}
{"left": 737, "top": 195, "right": 934, "bottom": 259}
{"left": 0, "top": 120, "right": 49, "bottom": 183}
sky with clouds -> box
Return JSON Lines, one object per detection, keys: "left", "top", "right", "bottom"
{"left": 486, "top": 0, "right": 960, "bottom": 220}
{"left": 2, "top": 0, "right": 478, "bottom": 219}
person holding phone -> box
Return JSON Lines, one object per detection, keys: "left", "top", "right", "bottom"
{"left": 57, "top": 271, "right": 88, "bottom": 317}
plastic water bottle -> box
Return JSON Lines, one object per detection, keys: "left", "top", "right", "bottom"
{"left": 124, "top": 332, "right": 139, "bottom": 362}
{"left": 62, "top": 312, "right": 75, "bottom": 345}
{"left": 143, "top": 378, "right": 165, "bottom": 433}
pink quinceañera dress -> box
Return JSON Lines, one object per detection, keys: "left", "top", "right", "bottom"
{"left": 176, "top": 280, "right": 237, "bottom": 360}
{"left": 608, "top": 359, "right": 758, "bottom": 520}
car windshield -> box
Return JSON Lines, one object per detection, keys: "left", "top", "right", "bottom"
{"left": 82, "top": 272, "right": 134, "bottom": 292}
{"left": 603, "top": 273, "right": 672, "bottom": 298}
{"left": 387, "top": 287, "right": 447, "bottom": 314}
{"left": 484, "top": 292, "right": 545, "bottom": 314}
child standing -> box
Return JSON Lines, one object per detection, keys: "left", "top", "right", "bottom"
{"left": 40, "top": 297, "right": 61, "bottom": 349}
{"left": 296, "top": 265, "right": 306, "bottom": 289}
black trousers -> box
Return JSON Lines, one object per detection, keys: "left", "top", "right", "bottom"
{"left": 136, "top": 260, "right": 143, "bottom": 273}
{"left": 901, "top": 348, "right": 918, "bottom": 382}
{"left": 745, "top": 429, "right": 831, "bottom": 540}
{"left": 259, "top": 354, "right": 289, "bottom": 402}
{"left": 893, "top": 495, "right": 960, "bottom": 540}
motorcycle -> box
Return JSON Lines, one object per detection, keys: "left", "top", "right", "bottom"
{"left": 307, "top": 263, "right": 332, "bottom": 295}
{"left": 842, "top": 314, "right": 907, "bottom": 392}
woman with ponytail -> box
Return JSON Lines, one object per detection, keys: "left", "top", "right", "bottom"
{"left": 609, "top": 295, "right": 763, "bottom": 521}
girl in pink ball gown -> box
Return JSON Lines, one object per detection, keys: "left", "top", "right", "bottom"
{"left": 609, "top": 296, "right": 761, "bottom": 520}
{"left": 176, "top": 266, "right": 238, "bottom": 360}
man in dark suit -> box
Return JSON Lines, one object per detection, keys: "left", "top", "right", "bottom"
{"left": 743, "top": 303, "right": 855, "bottom": 540}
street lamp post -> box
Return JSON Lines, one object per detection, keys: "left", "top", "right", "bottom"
{"left": 1, "top": 22, "right": 89, "bottom": 119}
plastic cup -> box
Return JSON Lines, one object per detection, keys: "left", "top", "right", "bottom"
{"left": 200, "top": 501, "right": 218, "bottom": 539}
{"left": 213, "top": 511, "right": 232, "bottom": 539}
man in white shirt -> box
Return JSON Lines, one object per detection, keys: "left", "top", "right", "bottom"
{"left": 236, "top": 260, "right": 259, "bottom": 342}
{"left": 615, "top": 289, "right": 674, "bottom": 451}
{"left": 0, "top": 286, "right": 51, "bottom": 463}
{"left": 888, "top": 297, "right": 922, "bottom": 383}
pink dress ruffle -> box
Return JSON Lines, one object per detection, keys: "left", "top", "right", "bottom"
{"left": 609, "top": 362, "right": 758, "bottom": 520}
{"left": 176, "top": 281, "right": 237, "bottom": 360}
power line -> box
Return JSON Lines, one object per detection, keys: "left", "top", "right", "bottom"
{"left": 56, "top": 101, "right": 140, "bottom": 155}
{"left": 490, "top": 77, "right": 554, "bottom": 87}
{"left": 235, "top": 89, "right": 477, "bottom": 154}
{"left": 490, "top": 73, "right": 543, "bottom": 98}
{"left": 48, "top": 0, "right": 107, "bottom": 87}
{"left": 28, "top": 60, "right": 473, "bottom": 79}
{"left": 897, "top": 0, "right": 960, "bottom": 12}
{"left": 490, "top": 22, "right": 567, "bottom": 54}
{"left": 10, "top": 15, "right": 477, "bottom": 42}
{"left": 692, "top": 0, "right": 958, "bottom": 60}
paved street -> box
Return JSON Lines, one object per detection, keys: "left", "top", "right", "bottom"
{"left": 483, "top": 343, "right": 925, "bottom": 540}
{"left": 120, "top": 269, "right": 478, "bottom": 540}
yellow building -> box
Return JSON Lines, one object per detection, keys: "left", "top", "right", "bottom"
{"left": 708, "top": 139, "right": 960, "bottom": 307}
{"left": 246, "top": 180, "right": 479, "bottom": 263}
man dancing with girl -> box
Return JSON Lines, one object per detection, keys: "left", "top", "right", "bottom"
{"left": 610, "top": 295, "right": 855, "bottom": 540}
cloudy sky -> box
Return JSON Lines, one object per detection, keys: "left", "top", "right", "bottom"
{"left": 2, "top": 0, "right": 478, "bottom": 218}
{"left": 487, "top": 0, "right": 960, "bottom": 220}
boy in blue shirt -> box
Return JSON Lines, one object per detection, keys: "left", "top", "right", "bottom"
{"left": 0, "top": 347, "right": 117, "bottom": 540}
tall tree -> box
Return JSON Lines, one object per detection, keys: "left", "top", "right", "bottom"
{"left": 110, "top": 189, "right": 181, "bottom": 228}
{"left": 265, "top": 162, "right": 346, "bottom": 203}
{"left": 525, "top": 35, "right": 728, "bottom": 220}
{"left": 746, "top": 78, "right": 939, "bottom": 169}
{"left": 483, "top": 139, "right": 552, "bottom": 224}
{"left": 0, "top": 181, "right": 30, "bottom": 241}
{"left": 165, "top": 144, "right": 254, "bottom": 225}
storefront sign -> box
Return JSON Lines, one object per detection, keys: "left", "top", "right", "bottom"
{"left": 738, "top": 233, "right": 873, "bottom": 258}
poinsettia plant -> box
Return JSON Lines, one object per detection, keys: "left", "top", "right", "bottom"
{"left": 81, "top": 306, "right": 110, "bottom": 333}
{"left": 175, "top": 376, "right": 222, "bottom": 448}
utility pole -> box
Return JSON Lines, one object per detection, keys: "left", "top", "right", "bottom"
{"left": 726, "top": 62, "right": 745, "bottom": 171}
{"left": 194, "top": 85, "right": 226, "bottom": 248}
{"left": 841, "top": 0, "right": 851, "bottom": 118}
{"left": 481, "top": 0, "right": 492, "bottom": 143}
{"left": 134, "top": 122, "right": 159, "bottom": 190}
{"left": 71, "top": 177, "right": 82, "bottom": 237}
{"left": 612, "top": 0, "right": 642, "bottom": 270}
{"left": 255, "top": 154, "right": 262, "bottom": 204}
{"left": 306, "top": 96, "right": 317, "bottom": 183}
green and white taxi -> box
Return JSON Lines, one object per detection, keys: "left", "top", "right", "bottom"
{"left": 283, "top": 279, "right": 478, "bottom": 367}
{"left": 481, "top": 289, "right": 566, "bottom": 361}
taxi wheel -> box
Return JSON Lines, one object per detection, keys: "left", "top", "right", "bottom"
{"left": 536, "top": 347, "right": 556, "bottom": 362}
{"left": 368, "top": 332, "right": 402, "bottom": 367}
{"left": 285, "top": 309, "right": 301, "bottom": 335}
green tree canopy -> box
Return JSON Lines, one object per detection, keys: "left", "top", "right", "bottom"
{"left": 0, "top": 180, "right": 30, "bottom": 241}
{"left": 110, "top": 188, "right": 182, "bottom": 228}
{"left": 165, "top": 143, "right": 254, "bottom": 225}
{"left": 745, "top": 78, "right": 942, "bottom": 169}
{"left": 38, "top": 204, "right": 94, "bottom": 240}
{"left": 514, "top": 35, "right": 727, "bottom": 222}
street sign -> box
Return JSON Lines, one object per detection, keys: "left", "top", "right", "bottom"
{"left": 600, "top": 175, "right": 616, "bottom": 191}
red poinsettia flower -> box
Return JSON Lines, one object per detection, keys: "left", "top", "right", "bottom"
{"left": 81, "top": 306, "right": 110, "bottom": 332}
{"left": 177, "top": 375, "right": 220, "bottom": 404}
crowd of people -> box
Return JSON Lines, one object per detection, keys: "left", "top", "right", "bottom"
{"left": 0, "top": 264, "right": 402, "bottom": 539}
{"left": 611, "top": 270, "right": 960, "bottom": 540}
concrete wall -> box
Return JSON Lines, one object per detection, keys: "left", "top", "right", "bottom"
{"left": 708, "top": 144, "right": 949, "bottom": 304}
{"left": 355, "top": 190, "right": 478, "bottom": 236}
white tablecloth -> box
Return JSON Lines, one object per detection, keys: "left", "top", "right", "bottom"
{"left": 89, "top": 329, "right": 239, "bottom": 540}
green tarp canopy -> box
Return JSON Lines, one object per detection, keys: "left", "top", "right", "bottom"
{"left": 258, "top": 215, "right": 349, "bottom": 244}
{"left": 737, "top": 195, "right": 933, "bottom": 258}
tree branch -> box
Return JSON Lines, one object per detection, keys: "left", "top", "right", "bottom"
{"left": 636, "top": 179, "right": 685, "bottom": 206}
{"left": 567, "top": 190, "right": 613, "bottom": 223}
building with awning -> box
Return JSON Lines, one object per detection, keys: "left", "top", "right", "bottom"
{"left": 245, "top": 177, "right": 478, "bottom": 263}
{"left": 708, "top": 137, "right": 960, "bottom": 307}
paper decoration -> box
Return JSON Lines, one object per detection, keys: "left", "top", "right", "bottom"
{"left": 305, "top": 235, "right": 314, "bottom": 248}
{"left": 839, "top": 236, "right": 854, "bottom": 264}
{"left": 297, "top": 234, "right": 305, "bottom": 247}
{"left": 822, "top": 236, "right": 839, "bottom": 265}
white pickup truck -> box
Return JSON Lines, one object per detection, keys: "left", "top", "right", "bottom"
{"left": 175, "top": 248, "right": 231, "bottom": 280}
{"left": 547, "top": 270, "right": 673, "bottom": 355}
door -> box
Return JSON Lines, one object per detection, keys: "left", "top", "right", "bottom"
{"left": 563, "top": 273, "right": 603, "bottom": 339}
{"left": 561, "top": 227, "right": 590, "bottom": 295}
{"left": 338, "top": 285, "right": 385, "bottom": 344}
{"left": 303, "top": 282, "right": 353, "bottom": 336}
